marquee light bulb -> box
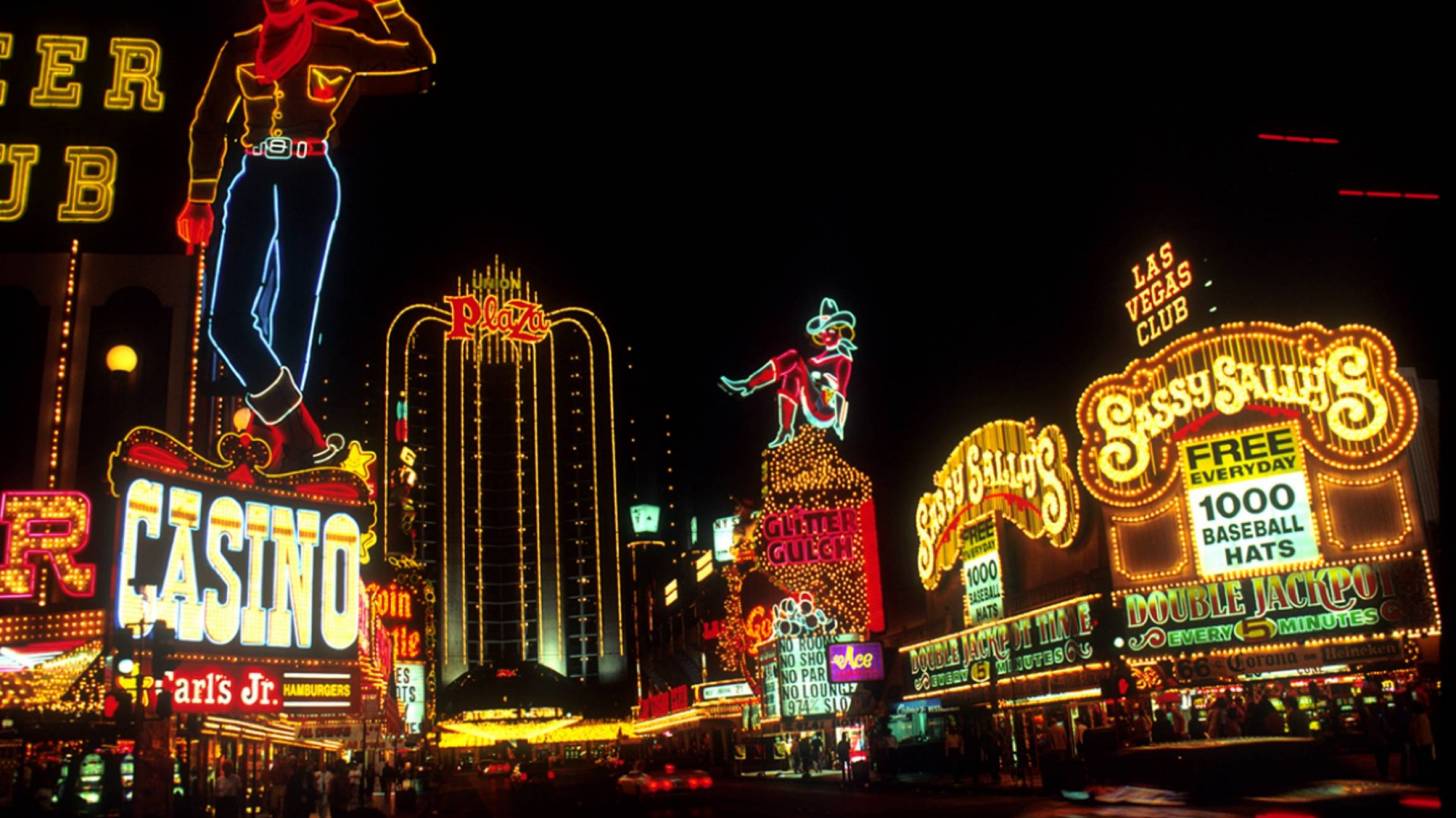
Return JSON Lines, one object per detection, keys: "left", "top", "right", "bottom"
{"left": 106, "top": 344, "right": 138, "bottom": 373}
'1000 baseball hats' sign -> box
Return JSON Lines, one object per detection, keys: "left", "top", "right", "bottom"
{"left": 1181, "top": 423, "right": 1318, "bottom": 577}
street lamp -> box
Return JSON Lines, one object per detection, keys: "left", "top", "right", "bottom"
{"left": 106, "top": 344, "right": 138, "bottom": 373}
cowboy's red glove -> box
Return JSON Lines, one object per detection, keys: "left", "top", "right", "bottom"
{"left": 175, "top": 201, "right": 214, "bottom": 254}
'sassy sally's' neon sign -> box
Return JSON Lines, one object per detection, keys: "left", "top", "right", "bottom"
{"left": 115, "top": 476, "right": 362, "bottom": 655}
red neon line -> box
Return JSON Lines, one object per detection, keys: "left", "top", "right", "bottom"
{"left": 1404, "top": 193, "right": 1440, "bottom": 200}
{"left": 1337, "top": 190, "right": 1364, "bottom": 197}
{"left": 1257, "top": 133, "right": 1338, "bottom": 144}
{"left": 1366, "top": 191, "right": 1402, "bottom": 199}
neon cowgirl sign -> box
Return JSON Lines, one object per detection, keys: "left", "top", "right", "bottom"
{"left": 721, "top": 298, "right": 856, "bottom": 449}
{"left": 174, "top": 0, "right": 435, "bottom": 471}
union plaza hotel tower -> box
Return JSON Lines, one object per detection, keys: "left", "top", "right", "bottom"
{"left": 382, "top": 263, "right": 625, "bottom": 685}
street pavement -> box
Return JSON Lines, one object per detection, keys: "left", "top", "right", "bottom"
{"left": 391, "top": 772, "right": 1058, "bottom": 818}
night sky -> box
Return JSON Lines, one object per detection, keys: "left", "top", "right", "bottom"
{"left": 3, "top": 5, "right": 1444, "bottom": 629}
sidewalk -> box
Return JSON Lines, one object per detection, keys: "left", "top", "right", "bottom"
{"left": 738, "top": 768, "right": 1041, "bottom": 796}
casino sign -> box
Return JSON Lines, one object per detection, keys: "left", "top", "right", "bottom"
{"left": 1076, "top": 322, "right": 1439, "bottom": 672}
{"left": 108, "top": 427, "right": 374, "bottom": 676}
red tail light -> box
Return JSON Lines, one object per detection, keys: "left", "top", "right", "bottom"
{"left": 1400, "top": 796, "right": 1441, "bottom": 810}
{"left": 518, "top": 772, "right": 527, "bottom": 782}
{"left": 664, "top": 764, "right": 676, "bottom": 774}
{"left": 547, "top": 770, "right": 555, "bottom": 781}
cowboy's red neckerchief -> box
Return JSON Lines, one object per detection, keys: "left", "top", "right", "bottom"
{"left": 255, "top": 0, "right": 364, "bottom": 84}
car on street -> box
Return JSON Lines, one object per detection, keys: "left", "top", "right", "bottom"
{"left": 1024, "top": 737, "right": 1439, "bottom": 817}
{"left": 617, "top": 761, "right": 714, "bottom": 801}
{"left": 479, "top": 758, "right": 513, "bottom": 777}
{"left": 509, "top": 758, "right": 555, "bottom": 800}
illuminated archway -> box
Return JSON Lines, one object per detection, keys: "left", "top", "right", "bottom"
{"left": 382, "top": 259, "right": 623, "bottom": 685}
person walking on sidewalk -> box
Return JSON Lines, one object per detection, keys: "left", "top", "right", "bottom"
{"left": 1409, "top": 702, "right": 1434, "bottom": 783}
{"left": 945, "top": 723, "right": 965, "bottom": 786}
{"left": 811, "top": 733, "right": 825, "bottom": 773}
{"left": 214, "top": 762, "right": 241, "bottom": 818}
{"left": 837, "top": 734, "right": 853, "bottom": 785}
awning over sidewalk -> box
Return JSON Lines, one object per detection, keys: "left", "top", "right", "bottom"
{"left": 437, "top": 716, "right": 636, "bottom": 747}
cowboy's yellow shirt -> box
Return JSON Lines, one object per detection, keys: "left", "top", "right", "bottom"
{"left": 186, "top": 0, "right": 434, "bottom": 203}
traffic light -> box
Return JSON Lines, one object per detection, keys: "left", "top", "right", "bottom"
{"left": 1101, "top": 658, "right": 1137, "bottom": 699}
{"left": 114, "top": 630, "right": 136, "bottom": 676}
{"left": 151, "top": 625, "right": 177, "bottom": 675}
{"left": 106, "top": 688, "right": 135, "bottom": 723}
{"left": 152, "top": 625, "right": 177, "bottom": 719}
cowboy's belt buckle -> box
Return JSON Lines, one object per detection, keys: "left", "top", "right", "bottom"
{"left": 262, "top": 136, "right": 293, "bottom": 159}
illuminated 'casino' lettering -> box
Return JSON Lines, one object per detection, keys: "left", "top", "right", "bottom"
{"left": 116, "top": 477, "right": 359, "bottom": 653}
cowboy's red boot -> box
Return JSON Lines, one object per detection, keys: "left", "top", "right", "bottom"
{"left": 272, "top": 402, "right": 345, "bottom": 472}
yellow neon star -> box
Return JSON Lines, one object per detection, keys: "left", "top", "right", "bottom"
{"left": 339, "top": 441, "right": 377, "bottom": 482}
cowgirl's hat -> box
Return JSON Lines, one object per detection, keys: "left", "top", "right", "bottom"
{"left": 805, "top": 297, "right": 856, "bottom": 337}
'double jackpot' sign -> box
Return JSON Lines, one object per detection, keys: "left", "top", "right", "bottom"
{"left": 110, "top": 428, "right": 371, "bottom": 659}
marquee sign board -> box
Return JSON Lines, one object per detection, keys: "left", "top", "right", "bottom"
{"left": 904, "top": 596, "right": 1102, "bottom": 695}
{"left": 1118, "top": 553, "right": 1437, "bottom": 656}
{"left": 826, "top": 641, "right": 885, "bottom": 684}
{"left": 1077, "top": 322, "right": 1418, "bottom": 509}
{"left": 916, "top": 419, "right": 1079, "bottom": 591}
{"left": 108, "top": 427, "right": 374, "bottom": 661}
{"left": 1181, "top": 424, "right": 1319, "bottom": 577}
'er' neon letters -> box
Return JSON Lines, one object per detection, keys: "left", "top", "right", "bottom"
{"left": 0, "top": 490, "right": 95, "bottom": 599}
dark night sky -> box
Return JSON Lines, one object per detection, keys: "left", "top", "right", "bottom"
{"left": 2, "top": 5, "right": 1444, "bottom": 629}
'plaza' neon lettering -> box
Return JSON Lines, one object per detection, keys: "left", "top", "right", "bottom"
{"left": 116, "top": 477, "right": 360, "bottom": 652}
{"left": 444, "top": 294, "right": 551, "bottom": 343}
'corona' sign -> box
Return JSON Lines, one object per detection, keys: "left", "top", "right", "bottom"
{"left": 916, "top": 419, "right": 1080, "bottom": 590}
{"left": 1077, "top": 322, "right": 1418, "bottom": 508}
{"left": 109, "top": 428, "right": 373, "bottom": 660}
